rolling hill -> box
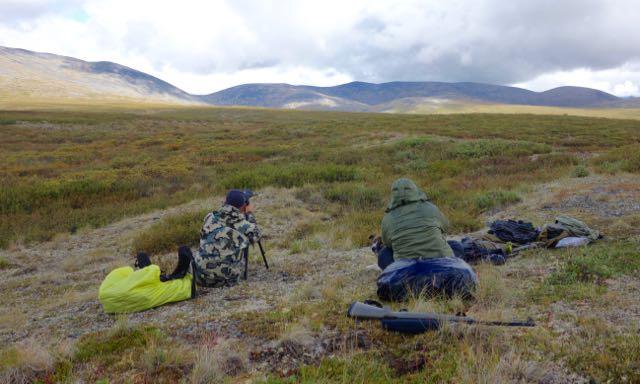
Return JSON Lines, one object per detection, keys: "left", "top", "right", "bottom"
{"left": 0, "top": 46, "right": 198, "bottom": 106}
{"left": 202, "top": 81, "right": 627, "bottom": 111}
{"left": 200, "top": 83, "right": 370, "bottom": 111}
{"left": 1, "top": 45, "right": 639, "bottom": 111}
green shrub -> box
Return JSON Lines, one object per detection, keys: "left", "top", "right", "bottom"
{"left": 473, "top": 189, "right": 522, "bottom": 211}
{"left": 408, "top": 159, "right": 429, "bottom": 171}
{"left": 286, "top": 221, "right": 321, "bottom": 242}
{"left": 131, "top": 209, "right": 208, "bottom": 255}
{"left": 593, "top": 144, "right": 640, "bottom": 174}
{"left": 447, "top": 139, "right": 551, "bottom": 159}
{"left": 0, "top": 256, "right": 9, "bottom": 269}
{"left": 396, "top": 136, "right": 432, "bottom": 148}
{"left": 0, "top": 119, "right": 17, "bottom": 125}
{"left": 393, "top": 150, "right": 419, "bottom": 161}
{"left": 220, "top": 164, "right": 359, "bottom": 190}
{"left": 0, "top": 346, "right": 20, "bottom": 369}
{"left": 548, "top": 241, "right": 640, "bottom": 285}
{"left": 547, "top": 255, "right": 613, "bottom": 285}
{"left": 322, "top": 183, "right": 385, "bottom": 209}
{"left": 447, "top": 209, "right": 483, "bottom": 233}
{"left": 75, "top": 326, "right": 160, "bottom": 364}
{"left": 425, "top": 160, "right": 465, "bottom": 179}
{"left": 530, "top": 241, "right": 640, "bottom": 303}
{"left": 572, "top": 165, "right": 590, "bottom": 178}
{"left": 289, "top": 237, "right": 322, "bottom": 254}
{"left": 0, "top": 174, "right": 174, "bottom": 215}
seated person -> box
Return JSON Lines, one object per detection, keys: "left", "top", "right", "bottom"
{"left": 99, "top": 246, "right": 195, "bottom": 314}
{"left": 375, "top": 178, "right": 453, "bottom": 269}
{"left": 194, "top": 189, "right": 261, "bottom": 287}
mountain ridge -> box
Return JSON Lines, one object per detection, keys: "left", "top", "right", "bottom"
{"left": 203, "top": 81, "right": 623, "bottom": 110}
{"left": 0, "top": 45, "right": 198, "bottom": 105}
{"left": 1, "top": 45, "right": 637, "bottom": 110}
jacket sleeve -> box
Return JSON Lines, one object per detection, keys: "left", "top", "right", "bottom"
{"left": 240, "top": 212, "right": 261, "bottom": 243}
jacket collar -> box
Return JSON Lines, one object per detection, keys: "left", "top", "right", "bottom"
{"left": 218, "top": 204, "right": 245, "bottom": 221}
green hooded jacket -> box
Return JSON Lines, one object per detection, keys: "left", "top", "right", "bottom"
{"left": 381, "top": 178, "right": 453, "bottom": 259}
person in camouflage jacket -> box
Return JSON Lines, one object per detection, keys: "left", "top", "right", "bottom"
{"left": 194, "top": 190, "right": 261, "bottom": 287}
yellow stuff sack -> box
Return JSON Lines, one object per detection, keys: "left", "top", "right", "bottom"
{"left": 99, "top": 265, "right": 192, "bottom": 314}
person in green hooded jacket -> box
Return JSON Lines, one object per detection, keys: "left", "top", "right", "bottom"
{"left": 374, "top": 178, "right": 454, "bottom": 269}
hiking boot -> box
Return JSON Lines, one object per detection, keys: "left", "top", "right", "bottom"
{"left": 173, "top": 246, "right": 193, "bottom": 278}
{"left": 160, "top": 246, "right": 193, "bottom": 281}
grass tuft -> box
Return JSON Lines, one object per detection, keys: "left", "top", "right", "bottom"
{"left": 474, "top": 189, "right": 522, "bottom": 212}
{"left": 322, "top": 183, "right": 385, "bottom": 209}
{"left": 572, "top": 164, "right": 590, "bottom": 178}
{"left": 220, "top": 164, "right": 359, "bottom": 190}
{"left": 0, "top": 340, "right": 54, "bottom": 383}
{"left": 74, "top": 325, "right": 160, "bottom": 364}
{"left": 131, "top": 209, "right": 208, "bottom": 255}
{"left": 446, "top": 139, "right": 551, "bottom": 159}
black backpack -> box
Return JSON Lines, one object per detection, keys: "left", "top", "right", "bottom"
{"left": 489, "top": 220, "right": 540, "bottom": 244}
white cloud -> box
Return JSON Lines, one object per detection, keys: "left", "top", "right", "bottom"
{"left": 1, "top": 0, "right": 640, "bottom": 95}
{"left": 515, "top": 63, "right": 640, "bottom": 97}
{"left": 614, "top": 81, "right": 639, "bottom": 97}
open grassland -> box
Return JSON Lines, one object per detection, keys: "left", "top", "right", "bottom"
{"left": 2, "top": 108, "right": 640, "bottom": 249}
{"left": 1, "top": 107, "right": 640, "bottom": 383}
{"left": 0, "top": 97, "right": 202, "bottom": 112}
{"left": 387, "top": 100, "right": 640, "bottom": 120}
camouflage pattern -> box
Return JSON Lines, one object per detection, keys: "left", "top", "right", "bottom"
{"left": 194, "top": 204, "right": 261, "bottom": 287}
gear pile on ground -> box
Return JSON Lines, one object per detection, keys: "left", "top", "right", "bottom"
{"left": 448, "top": 215, "right": 602, "bottom": 266}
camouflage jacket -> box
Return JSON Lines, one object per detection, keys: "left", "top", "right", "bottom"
{"left": 194, "top": 204, "right": 261, "bottom": 287}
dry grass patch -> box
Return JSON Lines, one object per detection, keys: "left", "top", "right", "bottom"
{"left": 190, "top": 337, "right": 249, "bottom": 383}
{"left": 473, "top": 264, "right": 508, "bottom": 310}
{"left": 0, "top": 339, "right": 54, "bottom": 382}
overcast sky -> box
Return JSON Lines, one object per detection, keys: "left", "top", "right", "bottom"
{"left": 1, "top": 0, "right": 639, "bottom": 96}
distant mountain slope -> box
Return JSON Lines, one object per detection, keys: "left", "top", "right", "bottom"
{"left": 200, "top": 83, "right": 369, "bottom": 111}
{"left": 304, "top": 81, "right": 540, "bottom": 105}
{"left": 538, "top": 86, "right": 619, "bottom": 107}
{"left": 0, "top": 46, "right": 197, "bottom": 105}
{"left": 1, "top": 45, "right": 637, "bottom": 111}
{"left": 203, "top": 81, "right": 624, "bottom": 110}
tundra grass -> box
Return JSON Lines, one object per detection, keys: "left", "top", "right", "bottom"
{"left": 2, "top": 107, "right": 640, "bottom": 382}
{"left": 4, "top": 107, "right": 639, "bottom": 249}
{"left": 394, "top": 101, "right": 640, "bottom": 120}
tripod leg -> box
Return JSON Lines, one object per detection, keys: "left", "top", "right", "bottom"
{"left": 258, "top": 241, "right": 269, "bottom": 269}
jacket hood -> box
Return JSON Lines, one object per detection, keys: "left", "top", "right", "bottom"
{"left": 386, "top": 178, "right": 428, "bottom": 211}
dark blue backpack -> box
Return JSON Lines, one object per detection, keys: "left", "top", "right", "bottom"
{"left": 377, "top": 257, "right": 478, "bottom": 302}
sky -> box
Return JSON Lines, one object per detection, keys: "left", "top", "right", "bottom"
{"left": 1, "top": 0, "right": 639, "bottom": 96}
